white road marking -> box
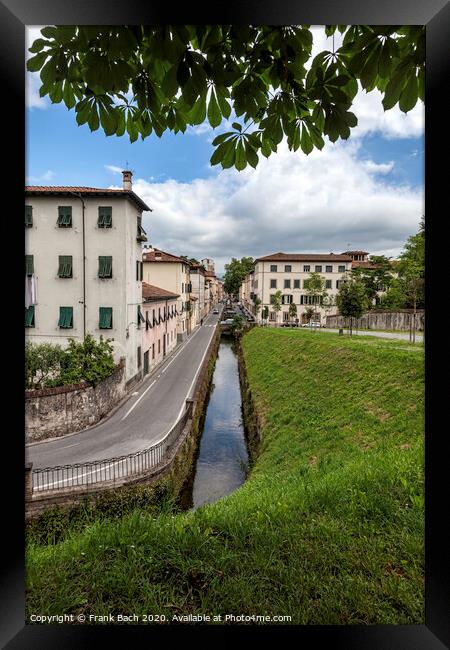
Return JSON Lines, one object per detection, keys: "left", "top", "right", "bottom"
{"left": 121, "top": 379, "right": 156, "bottom": 421}
{"left": 60, "top": 442, "right": 80, "bottom": 450}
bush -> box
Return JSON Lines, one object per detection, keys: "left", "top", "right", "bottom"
{"left": 25, "top": 335, "right": 116, "bottom": 389}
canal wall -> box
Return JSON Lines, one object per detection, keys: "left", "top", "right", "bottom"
{"left": 325, "top": 309, "right": 425, "bottom": 331}
{"left": 236, "top": 338, "right": 264, "bottom": 462}
{"left": 26, "top": 328, "right": 221, "bottom": 521}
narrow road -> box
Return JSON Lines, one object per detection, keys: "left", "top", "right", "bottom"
{"left": 321, "top": 327, "right": 423, "bottom": 342}
{"left": 26, "top": 309, "right": 221, "bottom": 470}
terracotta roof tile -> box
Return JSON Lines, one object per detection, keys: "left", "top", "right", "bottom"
{"left": 142, "top": 248, "right": 188, "bottom": 264}
{"left": 255, "top": 252, "right": 352, "bottom": 262}
{"left": 25, "top": 185, "right": 151, "bottom": 212}
{"left": 142, "top": 282, "right": 179, "bottom": 301}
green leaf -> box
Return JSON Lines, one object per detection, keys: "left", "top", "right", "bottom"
{"left": 244, "top": 139, "right": 258, "bottom": 168}
{"left": 62, "top": 81, "right": 76, "bottom": 109}
{"left": 221, "top": 140, "right": 237, "bottom": 169}
{"left": 382, "top": 70, "right": 407, "bottom": 110}
{"left": 99, "top": 104, "right": 118, "bottom": 135}
{"left": 216, "top": 92, "right": 231, "bottom": 118}
{"left": 28, "top": 38, "right": 47, "bottom": 54}
{"left": 399, "top": 73, "right": 418, "bottom": 113}
{"left": 88, "top": 105, "right": 100, "bottom": 131}
{"left": 40, "top": 26, "right": 58, "bottom": 39}
{"left": 210, "top": 141, "right": 228, "bottom": 166}
{"left": 212, "top": 131, "right": 234, "bottom": 146}
{"left": 207, "top": 88, "right": 221, "bottom": 128}
{"left": 27, "top": 52, "right": 48, "bottom": 72}
{"left": 189, "top": 92, "right": 207, "bottom": 125}
{"left": 235, "top": 139, "right": 247, "bottom": 171}
{"left": 261, "top": 138, "right": 272, "bottom": 158}
{"left": 300, "top": 126, "right": 313, "bottom": 154}
{"left": 232, "top": 122, "right": 242, "bottom": 132}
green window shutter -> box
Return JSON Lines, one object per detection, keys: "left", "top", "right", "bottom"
{"left": 137, "top": 305, "right": 145, "bottom": 326}
{"left": 57, "top": 206, "right": 72, "bottom": 227}
{"left": 99, "top": 307, "right": 113, "bottom": 329}
{"left": 59, "top": 306, "right": 73, "bottom": 328}
{"left": 99, "top": 256, "right": 112, "bottom": 278}
{"left": 58, "top": 256, "right": 73, "bottom": 278}
{"left": 98, "top": 206, "right": 112, "bottom": 228}
{"left": 25, "top": 255, "right": 34, "bottom": 275}
{"left": 25, "top": 306, "right": 35, "bottom": 327}
{"left": 25, "top": 205, "right": 33, "bottom": 227}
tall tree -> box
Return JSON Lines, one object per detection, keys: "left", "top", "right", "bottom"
{"left": 398, "top": 227, "right": 425, "bottom": 343}
{"left": 224, "top": 257, "right": 254, "bottom": 296}
{"left": 288, "top": 301, "right": 298, "bottom": 324}
{"left": 336, "top": 276, "right": 369, "bottom": 335}
{"left": 261, "top": 305, "right": 269, "bottom": 325}
{"left": 351, "top": 255, "right": 394, "bottom": 307}
{"left": 271, "top": 290, "right": 283, "bottom": 326}
{"left": 253, "top": 295, "right": 262, "bottom": 318}
{"left": 304, "top": 271, "right": 328, "bottom": 324}
{"left": 28, "top": 26, "right": 424, "bottom": 171}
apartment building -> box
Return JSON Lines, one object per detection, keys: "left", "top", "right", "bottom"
{"left": 250, "top": 252, "right": 353, "bottom": 324}
{"left": 142, "top": 247, "right": 192, "bottom": 342}
{"left": 25, "top": 171, "right": 151, "bottom": 384}
{"left": 190, "top": 264, "right": 207, "bottom": 321}
{"left": 142, "top": 283, "right": 178, "bottom": 374}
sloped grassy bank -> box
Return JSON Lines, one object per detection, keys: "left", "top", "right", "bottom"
{"left": 26, "top": 329, "right": 424, "bottom": 624}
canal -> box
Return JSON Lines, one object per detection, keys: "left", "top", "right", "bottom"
{"left": 180, "top": 337, "right": 249, "bottom": 510}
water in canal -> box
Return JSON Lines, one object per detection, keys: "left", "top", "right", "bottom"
{"left": 180, "top": 337, "right": 249, "bottom": 510}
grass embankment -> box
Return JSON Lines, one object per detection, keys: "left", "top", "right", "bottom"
{"left": 26, "top": 329, "right": 424, "bottom": 624}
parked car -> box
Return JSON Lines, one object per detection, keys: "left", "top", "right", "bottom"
{"left": 213, "top": 308, "right": 219, "bottom": 314}
{"left": 220, "top": 318, "right": 235, "bottom": 325}
{"left": 301, "top": 321, "right": 321, "bottom": 328}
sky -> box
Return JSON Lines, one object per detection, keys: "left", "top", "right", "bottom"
{"left": 26, "top": 27, "right": 424, "bottom": 274}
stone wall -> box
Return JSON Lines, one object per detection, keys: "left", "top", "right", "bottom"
{"left": 325, "top": 310, "right": 425, "bottom": 331}
{"left": 25, "top": 362, "right": 126, "bottom": 443}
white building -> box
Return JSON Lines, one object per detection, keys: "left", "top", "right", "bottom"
{"left": 25, "top": 171, "right": 151, "bottom": 385}
{"left": 250, "top": 252, "right": 353, "bottom": 324}
{"left": 142, "top": 247, "right": 192, "bottom": 342}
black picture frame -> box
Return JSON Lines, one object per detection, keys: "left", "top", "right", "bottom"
{"left": 2, "top": 1, "right": 448, "bottom": 647}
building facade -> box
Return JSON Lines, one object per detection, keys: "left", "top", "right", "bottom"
{"left": 190, "top": 264, "right": 208, "bottom": 320}
{"left": 142, "top": 283, "right": 178, "bottom": 375}
{"left": 249, "top": 252, "right": 353, "bottom": 325}
{"left": 142, "top": 247, "right": 192, "bottom": 342}
{"left": 25, "top": 171, "right": 151, "bottom": 384}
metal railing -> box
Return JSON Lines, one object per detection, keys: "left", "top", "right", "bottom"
{"left": 32, "top": 400, "right": 193, "bottom": 493}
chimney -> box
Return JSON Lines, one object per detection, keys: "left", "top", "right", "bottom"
{"left": 122, "top": 169, "right": 133, "bottom": 191}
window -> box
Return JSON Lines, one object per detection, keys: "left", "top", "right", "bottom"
{"left": 57, "top": 206, "right": 72, "bottom": 227}
{"left": 137, "top": 215, "right": 147, "bottom": 241}
{"left": 137, "top": 346, "right": 142, "bottom": 368}
{"left": 315, "top": 265, "right": 322, "bottom": 272}
{"left": 58, "top": 256, "right": 73, "bottom": 278}
{"left": 284, "top": 265, "right": 292, "bottom": 272}
{"left": 25, "top": 205, "right": 33, "bottom": 227}
{"left": 270, "top": 279, "right": 277, "bottom": 289}
{"left": 25, "top": 255, "right": 34, "bottom": 275}
{"left": 145, "top": 310, "right": 152, "bottom": 330}
{"left": 98, "top": 256, "right": 112, "bottom": 278}
{"left": 269, "top": 311, "right": 276, "bottom": 321}
{"left": 182, "top": 282, "right": 184, "bottom": 293}
{"left": 284, "top": 279, "right": 291, "bottom": 289}
{"left": 294, "top": 279, "right": 300, "bottom": 289}
{"left": 282, "top": 294, "right": 293, "bottom": 304}
{"left": 269, "top": 294, "right": 275, "bottom": 304}
{"left": 303, "top": 265, "right": 310, "bottom": 272}
{"left": 270, "top": 265, "right": 277, "bottom": 272}
{"left": 326, "top": 265, "right": 332, "bottom": 273}
{"left": 98, "top": 206, "right": 112, "bottom": 228}
{"left": 152, "top": 343, "right": 155, "bottom": 359}
{"left": 304, "top": 279, "right": 309, "bottom": 288}
{"left": 137, "top": 305, "right": 145, "bottom": 328}
{"left": 325, "top": 279, "right": 332, "bottom": 289}
{"left": 59, "top": 306, "right": 73, "bottom": 329}
{"left": 283, "top": 312, "right": 289, "bottom": 322}
{"left": 25, "top": 305, "right": 35, "bottom": 328}
{"left": 336, "top": 280, "right": 341, "bottom": 289}
{"left": 136, "top": 260, "right": 143, "bottom": 281}
{"left": 99, "top": 307, "right": 113, "bottom": 329}
{"left": 338, "top": 265, "right": 346, "bottom": 272}
{"left": 158, "top": 339, "right": 161, "bottom": 354}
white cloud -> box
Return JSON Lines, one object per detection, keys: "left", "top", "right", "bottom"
{"left": 25, "top": 26, "right": 51, "bottom": 109}
{"left": 361, "top": 160, "right": 394, "bottom": 175}
{"left": 133, "top": 139, "right": 423, "bottom": 274}
{"left": 26, "top": 170, "right": 56, "bottom": 183}
{"left": 105, "top": 165, "right": 123, "bottom": 174}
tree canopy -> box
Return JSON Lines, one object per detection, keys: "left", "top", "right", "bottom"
{"left": 224, "top": 256, "right": 254, "bottom": 295}
{"left": 27, "top": 25, "right": 424, "bottom": 171}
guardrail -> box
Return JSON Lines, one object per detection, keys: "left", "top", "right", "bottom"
{"left": 31, "top": 399, "right": 194, "bottom": 494}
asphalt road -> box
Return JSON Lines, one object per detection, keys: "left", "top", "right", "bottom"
{"left": 26, "top": 308, "right": 222, "bottom": 470}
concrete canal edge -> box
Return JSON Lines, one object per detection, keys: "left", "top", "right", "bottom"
{"left": 236, "top": 337, "right": 264, "bottom": 464}
{"left": 25, "top": 327, "right": 222, "bottom": 521}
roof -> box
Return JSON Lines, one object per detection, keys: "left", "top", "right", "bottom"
{"left": 142, "top": 248, "right": 188, "bottom": 264}
{"left": 204, "top": 270, "right": 216, "bottom": 277}
{"left": 342, "top": 250, "right": 369, "bottom": 255}
{"left": 351, "top": 260, "right": 380, "bottom": 269}
{"left": 255, "top": 252, "right": 353, "bottom": 263}
{"left": 142, "top": 282, "right": 179, "bottom": 301}
{"left": 25, "top": 186, "right": 151, "bottom": 212}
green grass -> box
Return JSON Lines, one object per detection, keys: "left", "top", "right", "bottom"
{"left": 26, "top": 329, "right": 424, "bottom": 625}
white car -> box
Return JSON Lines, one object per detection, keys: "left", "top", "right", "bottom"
{"left": 213, "top": 309, "right": 219, "bottom": 314}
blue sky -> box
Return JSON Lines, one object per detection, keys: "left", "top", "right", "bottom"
{"left": 26, "top": 26, "right": 424, "bottom": 273}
